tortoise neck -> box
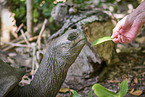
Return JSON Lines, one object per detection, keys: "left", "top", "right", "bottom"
{"left": 6, "top": 49, "right": 70, "bottom": 97}
{"left": 30, "top": 54, "right": 68, "bottom": 97}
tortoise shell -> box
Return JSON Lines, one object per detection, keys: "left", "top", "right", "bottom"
{"left": 0, "top": 59, "right": 25, "bottom": 97}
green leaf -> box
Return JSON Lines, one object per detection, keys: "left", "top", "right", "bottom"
{"left": 91, "top": 36, "right": 113, "bottom": 47}
{"left": 92, "top": 84, "right": 118, "bottom": 97}
{"left": 70, "top": 90, "right": 80, "bottom": 97}
{"left": 118, "top": 80, "right": 128, "bottom": 97}
{"left": 88, "top": 91, "right": 92, "bottom": 97}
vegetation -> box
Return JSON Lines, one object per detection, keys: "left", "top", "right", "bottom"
{"left": 6, "top": 0, "right": 55, "bottom": 23}
{"left": 70, "top": 80, "right": 128, "bottom": 97}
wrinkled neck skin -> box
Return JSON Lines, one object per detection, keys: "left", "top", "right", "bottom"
{"left": 6, "top": 29, "right": 86, "bottom": 97}
{"left": 6, "top": 48, "right": 75, "bottom": 97}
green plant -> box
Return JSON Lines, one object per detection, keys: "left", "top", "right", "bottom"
{"left": 91, "top": 36, "right": 113, "bottom": 47}
{"left": 70, "top": 80, "right": 128, "bottom": 97}
{"left": 92, "top": 84, "right": 118, "bottom": 97}
{"left": 6, "top": 0, "right": 55, "bottom": 23}
{"left": 70, "top": 89, "right": 92, "bottom": 97}
{"left": 70, "top": 90, "right": 81, "bottom": 97}
{"left": 92, "top": 80, "right": 128, "bottom": 97}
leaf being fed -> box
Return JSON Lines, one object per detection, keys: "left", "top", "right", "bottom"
{"left": 91, "top": 36, "right": 113, "bottom": 47}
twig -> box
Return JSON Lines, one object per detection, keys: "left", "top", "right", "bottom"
{"left": 37, "top": 19, "right": 48, "bottom": 49}
{"left": 1, "top": 41, "right": 29, "bottom": 47}
{"left": 16, "top": 23, "right": 24, "bottom": 33}
{"left": 32, "top": 46, "right": 36, "bottom": 79}
{"left": 1, "top": 29, "right": 28, "bottom": 49}
{"left": 1, "top": 35, "right": 24, "bottom": 49}
{"left": 20, "top": 29, "right": 31, "bottom": 46}
{"left": 2, "top": 36, "right": 42, "bottom": 51}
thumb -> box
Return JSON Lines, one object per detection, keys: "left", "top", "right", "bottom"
{"left": 111, "top": 16, "right": 128, "bottom": 38}
{"left": 111, "top": 25, "right": 121, "bottom": 38}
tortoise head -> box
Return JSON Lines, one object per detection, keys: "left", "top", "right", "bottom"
{"left": 48, "top": 29, "right": 87, "bottom": 67}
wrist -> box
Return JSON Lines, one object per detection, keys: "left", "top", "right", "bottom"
{"left": 129, "top": 1, "right": 145, "bottom": 24}
{"left": 136, "top": 12, "right": 145, "bottom": 25}
{"left": 128, "top": 13, "right": 145, "bottom": 27}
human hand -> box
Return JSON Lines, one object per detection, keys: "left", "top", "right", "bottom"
{"left": 111, "top": 15, "right": 143, "bottom": 44}
{"left": 111, "top": 1, "right": 145, "bottom": 44}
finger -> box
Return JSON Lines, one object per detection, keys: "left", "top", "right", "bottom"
{"left": 112, "top": 38, "right": 120, "bottom": 43}
{"left": 118, "top": 35, "right": 122, "bottom": 43}
{"left": 111, "top": 26, "right": 121, "bottom": 38}
{"left": 112, "top": 16, "right": 128, "bottom": 38}
{"left": 120, "top": 35, "right": 130, "bottom": 44}
{"left": 111, "top": 21, "right": 123, "bottom": 38}
{"left": 119, "top": 29, "right": 126, "bottom": 34}
{"left": 121, "top": 35, "right": 125, "bottom": 43}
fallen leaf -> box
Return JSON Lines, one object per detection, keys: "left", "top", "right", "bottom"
{"left": 59, "top": 88, "right": 70, "bottom": 93}
{"left": 129, "top": 88, "right": 135, "bottom": 93}
{"left": 107, "top": 80, "right": 120, "bottom": 83}
{"left": 134, "top": 78, "right": 138, "bottom": 83}
{"left": 129, "top": 90, "right": 143, "bottom": 96}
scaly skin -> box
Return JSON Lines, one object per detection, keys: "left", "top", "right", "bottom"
{"left": 5, "top": 29, "right": 87, "bottom": 97}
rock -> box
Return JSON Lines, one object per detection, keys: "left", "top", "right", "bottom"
{"left": 66, "top": 44, "right": 101, "bottom": 82}
{"left": 51, "top": 3, "right": 69, "bottom": 22}
{"left": 86, "top": 20, "right": 115, "bottom": 64}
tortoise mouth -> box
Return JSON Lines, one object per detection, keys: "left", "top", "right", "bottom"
{"left": 70, "top": 38, "right": 87, "bottom": 49}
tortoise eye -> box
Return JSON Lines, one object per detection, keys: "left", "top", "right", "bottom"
{"left": 67, "top": 32, "right": 78, "bottom": 41}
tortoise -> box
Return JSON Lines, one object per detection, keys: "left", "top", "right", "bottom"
{"left": 0, "top": 29, "right": 87, "bottom": 97}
